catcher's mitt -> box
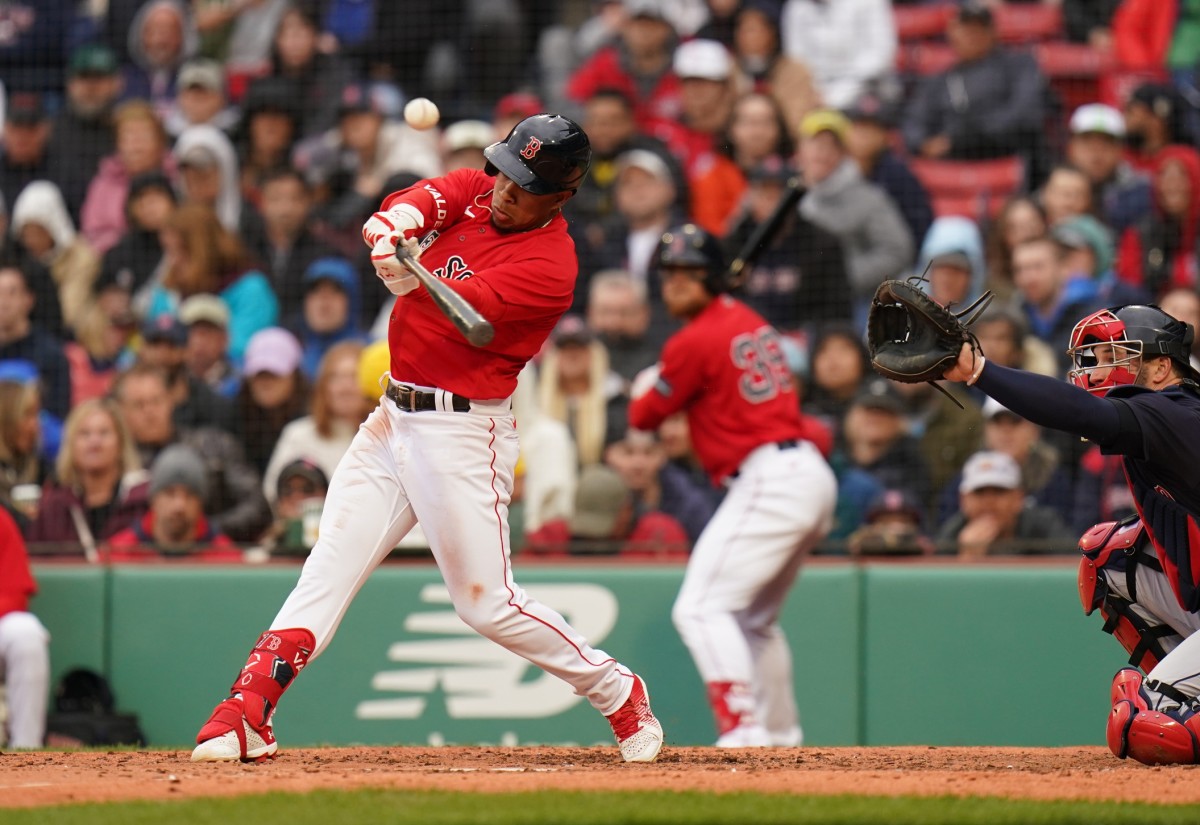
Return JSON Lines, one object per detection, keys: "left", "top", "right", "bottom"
{"left": 866, "top": 276, "right": 992, "bottom": 391}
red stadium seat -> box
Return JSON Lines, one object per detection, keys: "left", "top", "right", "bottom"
{"left": 912, "top": 157, "right": 1025, "bottom": 221}
{"left": 894, "top": 3, "right": 954, "bottom": 42}
{"left": 994, "top": 3, "right": 1063, "bottom": 44}
{"left": 896, "top": 42, "right": 957, "bottom": 76}
{"left": 1034, "top": 41, "right": 1118, "bottom": 114}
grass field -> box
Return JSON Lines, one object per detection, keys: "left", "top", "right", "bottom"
{"left": 8, "top": 790, "right": 1200, "bottom": 825}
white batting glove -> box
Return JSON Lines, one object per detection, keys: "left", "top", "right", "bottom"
{"left": 374, "top": 237, "right": 423, "bottom": 295}
{"left": 630, "top": 363, "right": 662, "bottom": 400}
{"left": 363, "top": 201, "right": 425, "bottom": 253}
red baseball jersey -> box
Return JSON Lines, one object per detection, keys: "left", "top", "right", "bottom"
{"left": 628, "top": 296, "right": 806, "bottom": 484}
{"left": 380, "top": 169, "right": 577, "bottom": 399}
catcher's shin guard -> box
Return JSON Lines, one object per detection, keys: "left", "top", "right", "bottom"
{"left": 193, "top": 628, "right": 315, "bottom": 762}
{"left": 1107, "top": 667, "right": 1151, "bottom": 759}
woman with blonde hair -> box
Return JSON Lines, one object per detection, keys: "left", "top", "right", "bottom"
{"left": 145, "top": 202, "right": 278, "bottom": 361}
{"left": 0, "top": 379, "right": 46, "bottom": 520}
{"left": 26, "top": 399, "right": 149, "bottom": 560}
{"left": 261, "top": 340, "right": 368, "bottom": 504}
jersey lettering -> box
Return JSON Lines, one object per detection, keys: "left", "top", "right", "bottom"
{"left": 432, "top": 255, "right": 474, "bottom": 281}
{"left": 730, "top": 327, "right": 792, "bottom": 403}
{"left": 422, "top": 183, "right": 448, "bottom": 228}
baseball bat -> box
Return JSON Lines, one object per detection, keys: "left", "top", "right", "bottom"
{"left": 395, "top": 246, "right": 495, "bottom": 347}
{"left": 725, "top": 175, "right": 806, "bottom": 288}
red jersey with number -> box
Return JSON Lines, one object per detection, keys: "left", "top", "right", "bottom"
{"left": 379, "top": 168, "right": 577, "bottom": 399}
{"left": 628, "top": 296, "right": 806, "bottom": 484}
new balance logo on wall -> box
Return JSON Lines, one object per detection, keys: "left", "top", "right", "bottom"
{"left": 355, "top": 584, "right": 619, "bottom": 720}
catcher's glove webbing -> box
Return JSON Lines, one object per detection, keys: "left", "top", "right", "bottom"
{"left": 866, "top": 275, "right": 993, "bottom": 407}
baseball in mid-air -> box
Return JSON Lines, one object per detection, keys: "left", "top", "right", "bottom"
{"left": 404, "top": 97, "right": 440, "bottom": 130}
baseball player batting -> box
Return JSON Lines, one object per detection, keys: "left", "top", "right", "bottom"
{"left": 191, "top": 114, "right": 663, "bottom": 763}
{"left": 941, "top": 305, "right": 1200, "bottom": 765}
{"left": 628, "top": 224, "right": 836, "bottom": 747}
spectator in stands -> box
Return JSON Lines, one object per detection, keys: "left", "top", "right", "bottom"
{"left": 797, "top": 109, "right": 913, "bottom": 325}
{"left": 536, "top": 315, "right": 628, "bottom": 468}
{"left": 779, "top": 0, "right": 896, "bottom": 110}
{"left": 113, "top": 364, "right": 270, "bottom": 542}
{"left": 234, "top": 77, "right": 301, "bottom": 203}
{"left": 259, "top": 2, "right": 354, "bottom": 140}
{"left": 164, "top": 59, "right": 238, "bottom": 138}
{"left": 63, "top": 294, "right": 137, "bottom": 406}
{"left": 10, "top": 181, "right": 100, "bottom": 333}
{"left": 803, "top": 323, "right": 870, "bottom": 431}
{"left": 191, "top": 0, "right": 286, "bottom": 78}
{"left": 1066, "top": 104, "right": 1150, "bottom": 234}
{"left": 657, "top": 411, "right": 722, "bottom": 510}
{"left": 1050, "top": 214, "right": 1149, "bottom": 306}
{"left": 174, "top": 124, "right": 247, "bottom": 236}
{"left": 148, "top": 203, "right": 278, "bottom": 361}
{"left": 0, "top": 379, "right": 46, "bottom": 528}
{"left": 1039, "top": 164, "right": 1096, "bottom": 228}
{"left": 1123, "top": 83, "right": 1193, "bottom": 173}
{"left": 0, "top": 95, "right": 74, "bottom": 224}
{"left": 233, "top": 327, "right": 309, "bottom": 474}
{"left": 290, "top": 258, "right": 366, "bottom": 379}
{"left": 260, "top": 457, "right": 329, "bottom": 557}
{"left": 47, "top": 45, "right": 123, "bottom": 208}
{"left": 721, "top": 91, "right": 794, "bottom": 182}
{"left": 27, "top": 398, "right": 149, "bottom": 560}
{"left": 893, "top": 376, "right": 984, "bottom": 513}
{"left": 984, "top": 194, "right": 1047, "bottom": 298}
{"left": 440, "top": 120, "right": 494, "bottom": 173}
{"left": 726, "top": 157, "right": 850, "bottom": 331}
{"left": 1011, "top": 235, "right": 1103, "bottom": 372}
{"left": 0, "top": 0, "right": 70, "bottom": 97}
{"left": 492, "top": 92, "right": 544, "bottom": 145}
{"left": 262, "top": 340, "right": 367, "bottom": 505}
{"left": 179, "top": 294, "right": 239, "bottom": 399}
{"left": 121, "top": 0, "right": 198, "bottom": 111}
{"left": 1160, "top": 288, "right": 1200, "bottom": 374}
{"left": 81, "top": 101, "right": 172, "bottom": 255}
{"left": 565, "top": 0, "right": 682, "bottom": 130}
{"left": 917, "top": 216, "right": 986, "bottom": 309}
{"left": 524, "top": 463, "right": 632, "bottom": 557}
{"left": 731, "top": 0, "right": 820, "bottom": 136}
{"left": 0, "top": 263, "right": 70, "bottom": 419}
{"left": 845, "top": 91, "right": 933, "bottom": 248}
{"left": 935, "top": 450, "right": 1073, "bottom": 557}
{"left": 846, "top": 487, "right": 936, "bottom": 557}
{"left": 104, "top": 443, "right": 241, "bottom": 562}
{"left": 972, "top": 305, "right": 1059, "bottom": 379}
{"left": 295, "top": 81, "right": 441, "bottom": 244}
{"left": 1063, "top": 0, "right": 1119, "bottom": 50}
{"left": 1116, "top": 146, "right": 1200, "bottom": 298}
{"left": 137, "top": 315, "right": 235, "bottom": 434}
{"left": 838, "top": 377, "right": 934, "bottom": 516}
{"left": 606, "top": 427, "right": 716, "bottom": 546}
{"left": 0, "top": 505, "right": 49, "bottom": 748}
{"left": 1112, "top": 0, "right": 1200, "bottom": 79}
{"left": 586, "top": 270, "right": 663, "bottom": 384}
{"left": 509, "top": 363, "right": 580, "bottom": 545}
{"left": 95, "top": 171, "right": 175, "bottom": 309}
{"left": 901, "top": 2, "right": 1047, "bottom": 173}
{"left": 241, "top": 168, "right": 337, "bottom": 321}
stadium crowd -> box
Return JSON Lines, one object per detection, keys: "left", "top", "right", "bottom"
{"left": 0, "top": 0, "right": 1197, "bottom": 562}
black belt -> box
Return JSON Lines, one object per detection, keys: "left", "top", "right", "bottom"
{"left": 727, "top": 440, "right": 802, "bottom": 482}
{"left": 385, "top": 382, "right": 471, "bottom": 413}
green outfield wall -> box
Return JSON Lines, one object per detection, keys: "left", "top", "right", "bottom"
{"left": 30, "top": 561, "right": 1125, "bottom": 748}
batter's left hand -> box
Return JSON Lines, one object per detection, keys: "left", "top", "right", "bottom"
{"left": 374, "top": 238, "right": 422, "bottom": 295}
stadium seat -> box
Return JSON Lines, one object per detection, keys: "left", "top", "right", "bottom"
{"left": 911, "top": 157, "right": 1025, "bottom": 221}
{"left": 1034, "top": 41, "right": 1118, "bottom": 115}
{"left": 896, "top": 42, "right": 956, "bottom": 77}
{"left": 893, "top": 3, "right": 954, "bottom": 42}
{"left": 994, "top": 4, "right": 1063, "bottom": 44}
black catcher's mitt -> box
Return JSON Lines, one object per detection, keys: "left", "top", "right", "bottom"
{"left": 866, "top": 276, "right": 992, "bottom": 389}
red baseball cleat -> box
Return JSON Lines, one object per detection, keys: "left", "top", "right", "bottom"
{"left": 606, "top": 674, "right": 664, "bottom": 762}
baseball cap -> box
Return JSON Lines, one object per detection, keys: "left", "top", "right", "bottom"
{"left": 1069, "top": 103, "right": 1125, "bottom": 138}
{"left": 552, "top": 314, "right": 594, "bottom": 347}
{"left": 338, "top": 81, "right": 403, "bottom": 119}
{"left": 177, "top": 59, "right": 224, "bottom": 93}
{"left": 844, "top": 91, "right": 899, "bottom": 128}
{"left": 1129, "top": 83, "right": 1179, "bottom": 121}
{"left": 625, "top": 0, "right": 669, "bottom": 21}
{"left": 6, "top": 93, "right": 47, "bottom": 126}
{"left": 493, "top": 92, "right": 543, "bottom": 122}
{"left": 302, "top": 256, "right": 356, "bottom": 294}
{"left": 69, "top": 44, "right": 119, "bottom": 77}
{"left": 276, "top": 458, "right": 329, "bottom": 498}
{"left": 745, "top": 154, "right": 795, "bottom": 184}
{"left": 960, "top": 451, "right": 1021, "bottom": 494}
{"left": 142, "top": 314, "right": 187, "bottom": 346}
{"left": 357, "top": 339, "right": 391, "bottom": 400}
{"left": 149, "top": 444, "right": 209, "bottom": 499}
{"left": 981, "top": 397, "right": 1022, "bottom": 422}
{"left": 673, "top": 39, "right": 733, "bottom": 82}
{"left": 243, "top": 327, "right": 303, "bottom": 376}
{"left": 443, "top": 119, "right": 495, "bottom": 154}
{"left": 956, "top": 0, "right": 994, "bottom": 26}
{"left": 178, "top": 144, "right": 219, "bottom": 170}
{"left": 799, "top": 109, "right": 850, "bottom": 144}
{"left": 928, "top": 250, "right": 973, "bottom": 271}
{"left": 569, "top": 464, "right": 629, "bottom": 539}
{"left": 178, "top": 294, "right": 230, "bottom": 329}
{"left": 615, "top": 148, "right": 674, "bottom": 183}
{"left": 865, "top": 488, "right": 924, "bottom": 525}
{"left": 1050, "top": 214, "right": 1114, "bottom": 276}
{"left": 853, "top": 377, "right": 905, "bottom": 415}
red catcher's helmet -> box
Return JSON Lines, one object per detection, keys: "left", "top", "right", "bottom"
{"left": 1067, "top": 305, "right": 1197, "bottom": 395}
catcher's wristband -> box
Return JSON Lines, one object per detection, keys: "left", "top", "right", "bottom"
{"left": 966, "top": 356, "right": 986, "bottom": 386}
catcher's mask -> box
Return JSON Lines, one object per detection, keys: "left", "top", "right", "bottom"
{"left": 1067, "top": 305, "right": 1198, "bottom": 395}
{"left": 656, "top": 223, "right": 727, "bottom": 295}
{"left": 483, "top": 114, "right": 591, "bottom": 194}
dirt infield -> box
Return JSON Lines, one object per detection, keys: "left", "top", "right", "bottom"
{"left": 1, "top": 746, "right": 1198, "bottom": 809}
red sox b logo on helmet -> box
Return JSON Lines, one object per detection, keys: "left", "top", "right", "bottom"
{"left": 520, "top": 136, "right": 542, "bottom": 160}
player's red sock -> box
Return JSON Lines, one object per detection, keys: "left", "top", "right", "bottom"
{"left": 706, "top": 681, "right": 758, "bottom": 735}
{"left": 201, "top": 628, "right": 315, "bottom": 738}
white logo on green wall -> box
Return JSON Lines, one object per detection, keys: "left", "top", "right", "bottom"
{"left": 355, "top": 583, "right": 619, "bottom": 720}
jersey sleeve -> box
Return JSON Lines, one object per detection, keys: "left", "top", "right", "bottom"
{"left": 380, "top": 168, "right": 487, "bottom": 234}
{"left": 628, "top": 332, "right": 708, "bottom": 432}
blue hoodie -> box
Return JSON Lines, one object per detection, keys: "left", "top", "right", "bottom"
{"left": 292, "top": 257, "right": 366, "bottom": 378}
{"left": 916, "top": 216, "right": 986, "bottom": 305}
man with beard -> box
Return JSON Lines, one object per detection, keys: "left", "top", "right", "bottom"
{"left": 47, "top": 45, "right": 124, "bottom": 215}
{"left": 585, "top": 269, "right": 664, "bottom": 383}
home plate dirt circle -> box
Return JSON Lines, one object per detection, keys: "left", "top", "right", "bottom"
{"left": 0, "top": 747, "right": 1196, "bottom": 809}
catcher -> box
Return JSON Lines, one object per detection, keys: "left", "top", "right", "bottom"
{"left": 868, "top": 279, "right": 1200, "bottom": 765}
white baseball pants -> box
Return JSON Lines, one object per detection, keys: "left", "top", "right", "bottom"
{"left": 672, "top": 441, "right": 837, "bottom": 735}
{"left": 0, "top": 611, "right": 50, "bottom": 748}
{"left": 272, "top": 392, "right": 634, "bottom": 714}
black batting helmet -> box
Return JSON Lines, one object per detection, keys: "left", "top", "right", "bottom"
{"left": 483, "top": 114, "right": 591, "bottom": 195}
{"left": 655, "top": 223, "right": 727, "bottom": 294}
{"left": 1067, "top": 304, "right": 1198, "bottom": 394}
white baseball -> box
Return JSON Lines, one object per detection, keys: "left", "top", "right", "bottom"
{"left": 404, "top": 97, "right": 440, "bottom": 131}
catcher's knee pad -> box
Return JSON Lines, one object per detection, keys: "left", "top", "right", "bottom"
{"left": 1124, "top": 709, "right": 1200, "bottom": 765}
{"left": 230, "top": 628, "right": 315, "bottom": 726}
